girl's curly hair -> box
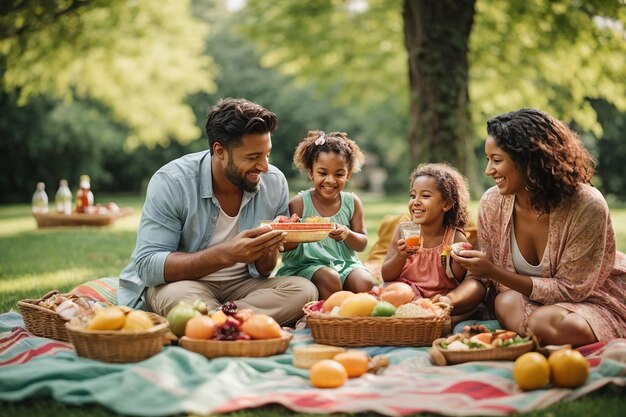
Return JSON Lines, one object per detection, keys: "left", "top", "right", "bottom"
{"left": 487, "top": 108, "right": 595, "bottom": 214}
{"left": 410, "top": 163, "right": 470, "bottom": 230}
{"left": 293, "top": 130, "right": 365, "bottom": 174}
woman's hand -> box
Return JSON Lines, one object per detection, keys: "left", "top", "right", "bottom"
{"left": 450, "top": 249, "right": 493, "bottom": 277}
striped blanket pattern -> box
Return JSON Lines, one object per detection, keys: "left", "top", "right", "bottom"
{"left": 1, "top": 312, "right": 624, "bottom": 416}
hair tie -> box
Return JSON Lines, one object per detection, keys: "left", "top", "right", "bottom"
{"left": 314, "top": 132, "right": 326, "bottom": 146}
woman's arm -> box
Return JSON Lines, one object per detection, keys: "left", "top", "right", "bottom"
{"left": 450, "top": 229, "right": 469, "bottom": 281}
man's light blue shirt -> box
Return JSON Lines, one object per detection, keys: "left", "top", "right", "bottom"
{"left": 118, "top": 150, "right": 290, "bottom": 309}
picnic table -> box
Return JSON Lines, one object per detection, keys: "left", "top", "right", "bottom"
{"left": 33, "top": 207, "right": 133, "bottom": 228}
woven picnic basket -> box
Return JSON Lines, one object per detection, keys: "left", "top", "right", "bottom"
{"left": 17, "top": 290, "right": 71, "bottom": 341}
{"left": 430, "top": 337, "right": 535, "bottom": 366}
{"left": 66, "top": 312, "right": 169, "bottom": 363}
{"left": 303, "top": 302, "right": 451, "bottom": 347}
{"left": 179, "top": 331, "right": 292, "bottom": 358}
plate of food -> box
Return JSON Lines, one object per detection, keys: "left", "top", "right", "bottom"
{"left": 261, "top": 214, "right": 335, "bottom": 243}
{"left": 430, "top": 325, "right": 534, "bottom": 365}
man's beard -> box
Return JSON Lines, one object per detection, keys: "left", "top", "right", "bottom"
{"left": 225, "top": 158, "right": 259, "bottom": 192}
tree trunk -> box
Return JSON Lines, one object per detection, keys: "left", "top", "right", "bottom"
{"left": 403, "top": 0, "right": 482, "bottom": 196}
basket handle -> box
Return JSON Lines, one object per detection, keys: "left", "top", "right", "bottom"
{"left": 430, "top": 338, "right": 448, "bottom": 366}
{"left": 36, "top": 289, "right": 62, "bottom": 303}
{"left": 433, "top": 301, "right": 453, "bottom": 316}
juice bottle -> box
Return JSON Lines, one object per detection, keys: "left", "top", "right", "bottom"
{"left": 75, "top": 175, "right": 94, "bottom": 213}
{"left": 55, "top": 179, "right": 73, "bottom": 214}
{"left": 31, "top": 182, "right": 49, "bottom": 214}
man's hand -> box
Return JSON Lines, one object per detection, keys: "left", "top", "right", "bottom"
{"left": 227, "top": 224, "right": 287, "bottom": 264}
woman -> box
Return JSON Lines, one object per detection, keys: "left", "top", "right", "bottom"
{"left": 452, "top": 108, "right": 626, "bottom": 347}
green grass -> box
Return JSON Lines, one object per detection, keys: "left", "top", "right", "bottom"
{"left": 1, "top": 193, "right": 625, "bottom": 417}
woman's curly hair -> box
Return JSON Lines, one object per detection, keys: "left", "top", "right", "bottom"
{"left": 486, "top": 108, "right": 595, "bottom": 214}
{"left": 293, "top": 130, "right": 365, "bottom": 174}
{"left": 410, "top": 163, "right": 470, "bottom": 230}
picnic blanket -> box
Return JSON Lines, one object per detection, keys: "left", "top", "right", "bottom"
{"left": 1, "top": 312, "right": 625, "bottom": 416}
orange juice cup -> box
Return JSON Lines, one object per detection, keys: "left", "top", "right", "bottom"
{"left": 400, "top": 221, "right": 421, "bottom": 250}
{"left": 405, "top": 235, "right": 422, "bottom": 249}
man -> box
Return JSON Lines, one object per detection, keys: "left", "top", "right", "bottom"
{"left": 118, "top": 98, "right": 318, "bottom": 325}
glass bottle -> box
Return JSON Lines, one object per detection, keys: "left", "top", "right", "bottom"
{"left": 75, "top": 175, "right": 94, "bottom": 213}
{"left": 55, "top": 179, "right": 73, "bottom": 215}
{"left": 32, "top": 182, "right": 49, "bottom": 214}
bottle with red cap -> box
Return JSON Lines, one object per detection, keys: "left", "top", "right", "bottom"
{"left": 75, "top": 175, "right": 94, "bottom": 213}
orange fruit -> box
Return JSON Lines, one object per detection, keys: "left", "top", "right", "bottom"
{"left": 380, "top": 282, "right": 415, "bottom": 307}
{"left": 513, "top": 352, "right": 550, "bottom": 391}
{"left": 333, "top": 350, "right": 369, "bottom": 378}
{"left": 548, "top": 349, "right": 589, "bottom": 388}
{"left": 322, "top": 290, "right": 355, "bottom": 312}
{"left": 184, "top": 315, "right": 216, "bottom": 340}
{"left": 210, "top": 310, "right": 228, "bottom": 327}
{"left": 309, "top": 359, "right": 348, "bottom": 388}
{"left": 241, "top": 314, "right": 282, "bottom": 339}
{"left": 339, "top": 293, "right": 378, "bottom": 317}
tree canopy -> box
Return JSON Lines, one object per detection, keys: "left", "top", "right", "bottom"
{"left": 239, "top": 0, "right": 626, "bottom": 166}
{"left": 0, "top": 0, "right": 215, "bottom": 148}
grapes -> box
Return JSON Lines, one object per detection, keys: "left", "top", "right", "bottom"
{"left": 221, "top": 301, "right": 238, "bottom": 316}
{"left": 216, "top": 316, "right": 241, "bottom": 340}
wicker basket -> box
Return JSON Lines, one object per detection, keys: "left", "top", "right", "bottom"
{"left": 305, "top": 304, "right": 451, "bottom": 347}
{"left": 17, "top": 290, "right": 71, "bottom": 341}
{"left": 179, "top": 331, "right": 292, "bottom": 358}
{"left": 66, "top": 313, "right": 169, "bottom": 363}
{"left": 430, "top": 337, "right": 535, "bottom": 366}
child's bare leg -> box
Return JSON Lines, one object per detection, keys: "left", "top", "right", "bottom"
{"left": 343, "top": 269, "right": 376, "bottom": 294}
{"left": 312, "top": 267, "right": 342, "bottom": 300}
{"left": 494, "top": 290, "right": 527, "bottom": 334}
{"left": 526, "top": 305, "right": 597, "bottom": 347}
{"left": 445, "top": 278, "right": 486, "bottom": 315}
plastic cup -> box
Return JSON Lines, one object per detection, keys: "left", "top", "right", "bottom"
{"left": 400, "top": 221, "right": 421, "bottom": 250}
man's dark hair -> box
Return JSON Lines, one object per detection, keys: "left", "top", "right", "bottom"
{"left": 205, "top": 98, "right": 278, "bottom": 152}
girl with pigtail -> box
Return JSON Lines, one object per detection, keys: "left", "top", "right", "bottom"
{"left": 276, "top": 130, "right": 376, "bottom": 300}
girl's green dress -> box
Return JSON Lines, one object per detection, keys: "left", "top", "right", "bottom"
{"left": 276, "top": 189, "right": 368, "bottom": 284}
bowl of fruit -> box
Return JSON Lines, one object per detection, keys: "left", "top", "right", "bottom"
{"left": 170, "top": 301, "right": 292, "bottom": 358}
{"left": 65, "top": 306, "right": 170, "bottom": 363}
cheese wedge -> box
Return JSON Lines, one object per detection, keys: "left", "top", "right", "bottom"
{"left": 293, "top": 344, "right": 346, "bottom": 369}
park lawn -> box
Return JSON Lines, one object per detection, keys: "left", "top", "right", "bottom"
{"left": 0, "top": 194, "right": 625, "bottom": 417}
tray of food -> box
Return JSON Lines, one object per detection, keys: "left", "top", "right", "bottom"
{"left": 261, "top": 214, "right": 335, "bottom": 243}
{"left": 430, "top": 324, "right": 534, "bottom": 365}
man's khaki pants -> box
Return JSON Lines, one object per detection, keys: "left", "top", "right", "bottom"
{"left": 145, "top": 276, "right": 318, "bottom": 326}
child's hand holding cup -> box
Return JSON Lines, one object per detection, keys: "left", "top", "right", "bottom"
{"left": 400, "top": 221, "right": 422, "bottom": 251}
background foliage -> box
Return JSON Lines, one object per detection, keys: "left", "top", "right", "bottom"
{"left": 0, "top": 0, "right": 624, "bottom": 204}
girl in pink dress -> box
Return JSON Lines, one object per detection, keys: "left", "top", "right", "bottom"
{"left": 452, "top": 108, "right": 626, "bottom": 347}
{"left": 381, "top": 163, "right": 485, "bottom": 320}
